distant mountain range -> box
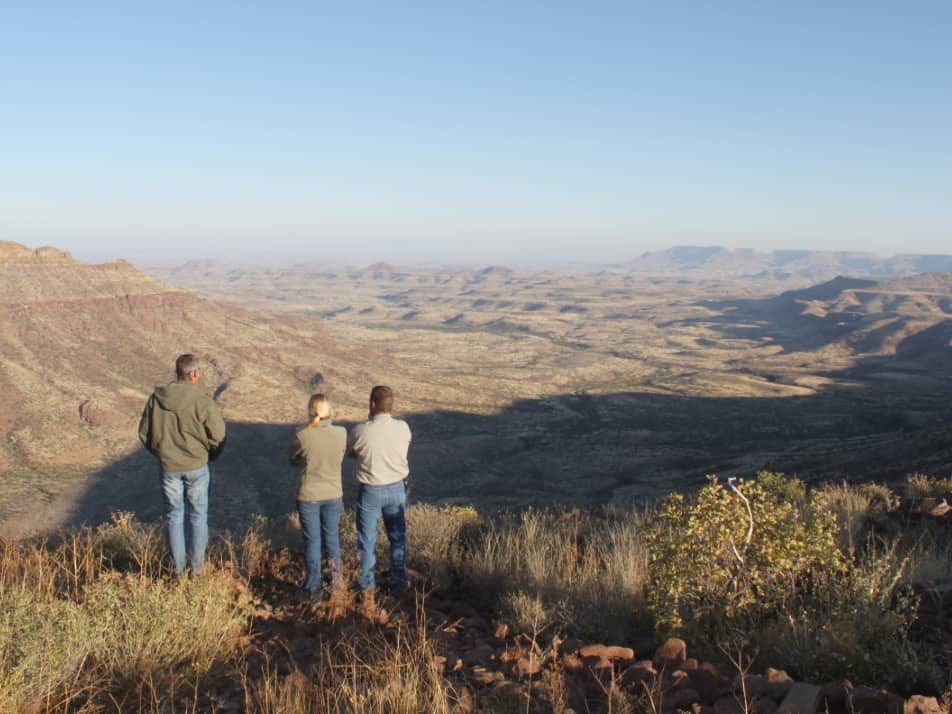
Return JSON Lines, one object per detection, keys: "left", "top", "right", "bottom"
{"left": 621, "top": 246, "right": 952, "bottom": 284}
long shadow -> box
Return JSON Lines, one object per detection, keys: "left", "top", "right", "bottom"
{"left": 64, "top": 369, "right": 952, "bottom": 533}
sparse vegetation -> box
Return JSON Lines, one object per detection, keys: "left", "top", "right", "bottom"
{"left": 0, "top": 477, "right": 950, "bottom": 711}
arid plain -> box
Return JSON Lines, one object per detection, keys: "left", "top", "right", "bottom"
{"left": 2, "top": 241, "right": 951, "bottom": 536}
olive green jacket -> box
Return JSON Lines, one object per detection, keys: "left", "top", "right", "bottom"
{"left": 138, "top": 381, "right": 226, "bottom": 472}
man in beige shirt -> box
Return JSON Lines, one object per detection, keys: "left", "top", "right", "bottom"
{"left": 348, "top": 385, "right": 412, "bottom": 594}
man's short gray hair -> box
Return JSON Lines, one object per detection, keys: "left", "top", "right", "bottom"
{"left": 175, "top": 354, "right": 200, "bottom": 380}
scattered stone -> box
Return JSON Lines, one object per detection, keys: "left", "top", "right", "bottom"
{"left": 848, "top": 687, "right": 904, "bottom": 714}
{"left": 735, "top": 674, "right": 768, "bottom": 700}
{"left": 713, "top": 696, "right": 746, "bottom": 714}
{"left": 765, "top": 669, "right": 795, "bottom": 701}
{"left": 665, "top": 687, "right": 702, "bottom": 710}
{"left": 777, "top": 682, "right": 820, "bottom": 714}
{"left": 462, "top": 643, "right": 495, "bottom": 666}
{"left": 584, "top": 655, "right": 614, "bottom": 672}
{"left": 492, "top": 680, "right": 525, "bottom": 697}
{"left": 469, "top": 666, "right": 505, "bottom": 686}
{"left": 655, "top": 637, "right": 688, "bottom": 669}
{"left": 688, "top": 664, "right": 732, "bottom": 703}
{"left": 621, "top": 660, "right": 658, "bottom": 686}
{"left": 682, "top": 657, "right": 699, "bottom": 670}
{"left": 817, "top": 680, "right": 853, "bottom": 710}
{"left": 752, "top": 697, "right": 779, "bottom": 714}
{"left": 904, "top": 696, "right": 944, "bottom": 714}
{"left": 513, "top": 656, "right": 542, "bottom": 677}
{"left": 579, "top": 644, "right": 635, "bottom": 660}
{"left": 558, "top": 638, "right": 585, "bottom": 656}
{"left": 493, "top": 623, "right": 509, "bottom": 641}
{"left": 562, "top": 654, "right": 585, "bottom": 673}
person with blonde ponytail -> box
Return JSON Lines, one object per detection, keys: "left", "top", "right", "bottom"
{"left": 288, "top": 393, "right": 347, "bottom": 599}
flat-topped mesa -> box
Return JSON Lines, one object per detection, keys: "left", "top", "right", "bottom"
{"left": 0, "top": 241, "right": 74, "bottom": 264}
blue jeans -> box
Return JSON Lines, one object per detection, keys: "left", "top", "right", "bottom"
{"left": 160, "top": 464, "right": 210, "bottom": 575}
{"left": 356, "top": 481, "right": 408, "bottom": 591}
{"left": 297, "top": 498, "right": 343, "bottom": 593}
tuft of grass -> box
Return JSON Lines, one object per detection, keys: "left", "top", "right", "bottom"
{"left": 459, "top": 507, "right": 649, "bottom": 640}
{"left": 907, "top": 473, "right": 952, "bottom": 500}
{"left": 243, "top": 610, "right": 462, "bottom": 714}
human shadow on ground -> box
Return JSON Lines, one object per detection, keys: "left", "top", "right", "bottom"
{"left": 65, "top": 367, "right": 952, "bottom": 533}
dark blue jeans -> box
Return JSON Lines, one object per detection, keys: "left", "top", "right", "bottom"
{"left": 297, "top": 498, "right": 343, "bottom": 593}
{"left": 356, "top": 481, "right": 407, "bottom": 591}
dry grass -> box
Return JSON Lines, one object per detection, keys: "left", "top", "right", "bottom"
{"left": 1, "top": 478, "right": 950, "bottom": 710}
{"left": 460, "top": 507, "right": 650, "bottom": 640}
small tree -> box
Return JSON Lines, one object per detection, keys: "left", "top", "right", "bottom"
{"left": 643, "top": 472, "right": 844, "bottom": 640}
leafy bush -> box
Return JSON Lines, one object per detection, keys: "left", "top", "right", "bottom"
{"left": 643, "top": 472, "right": 844, "bottom": 639}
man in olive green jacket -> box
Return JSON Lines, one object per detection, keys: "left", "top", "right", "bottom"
{"left": 138, "top": 354, "right": 226, "bottom": 574}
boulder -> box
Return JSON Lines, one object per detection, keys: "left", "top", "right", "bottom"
{"left": 655, "top": 638, "right": 688, "bottom": 669}
{"left": 579, "top": 644, "right": 635, "bottom": 661}
{"left": 817, "top": 680, "right": 853, "bottom": 710}
{"left": 848, "top": 687, "right": 904, "bottom": 714}
{"left": 512, "top": 656, "right": 542, "bottom": 678}
{"left": 777, "top": 683, "right": 820, "bottom": 714}
{"left": 765, "top": 669, "right": 795, "bottom": 701}
{"left": 713, "top": 696, "right": 746, "bottom": 714}
{"left": 904, "top": 696, "right": 944, "bottom": 714}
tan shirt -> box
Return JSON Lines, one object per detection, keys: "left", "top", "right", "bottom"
{"left": 289, "top": 422, "right": 347, "bottom": 502}
{"left": 348, "top": 413, "right": 411, "bottom": 486}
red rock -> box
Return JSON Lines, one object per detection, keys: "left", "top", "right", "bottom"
{"left": 493, "top": 623, "right": 509, "bottom": 641}
{"left": 688, "top": 665, "right": 732, "bottom": 704}
{"left": 735, "top": 674, "right": 768, "bottom": 700}
{"left": 777, "top": 683, "right": 820, "bottom": 714}
{"left": 904, "top": 696, "right": 944, "bottom": 714}
{"left": 765, "top": 669, "right": 795, "bottom": 701}
{"left": 469, "top": 666, "right": 505, "bottom": 686}
{"left": 492, "top": 680, "right": 526, "bottom": 697}
{"left": 665, "top": 687, "right": 702, "bottom": 710}
{"left": 462, "top": 643, "right": 495, "bottom": 666}
{"left": 817, "top": 680, "right": 853, "bottom": 710}
{"left": 848, "top": 687, "right": 903, "bottom": 714}
{"left": 513, "top": 656, "right": 543, "bottom": 677}
{"left": 584, "top": 655, "right": 613, "bottom": 671}
{"left": 714, "top": 696, "right": 745, "bottom": 714}
{"left": 562, "top": 654, "right": 585, "bottom": 673}
{"left": 558, "top": 638, "right": 585, "bottom": 656}
{"left": 579, "top": 644, "right": 636, "bottom": 660}
{"left": 682, "top": 657, "right": 699, "bottom": 670}
{"left": 621, "top": 660, "right": 658, "bottom": 686}
{"left": 655, "top": 637, "right": 688, "bottom": 669}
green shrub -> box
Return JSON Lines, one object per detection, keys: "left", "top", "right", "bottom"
{"left": 643, "top": 472, "right": 844, "bottom": 639}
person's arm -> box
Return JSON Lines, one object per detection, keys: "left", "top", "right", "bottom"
{"left": 205, "top": 400, "right": 227, "bottom": 460}
{"left": 288, "top": 434, "right": 304, "bottom": 466}
{"left": 345, "top": 424, "right": 358, "bottom": 459}
{"left": 137, "top": 396, "right": 154, "bottom": 452}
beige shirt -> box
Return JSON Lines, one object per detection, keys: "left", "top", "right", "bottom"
{"left": 289, "top": 422, "right": 347, "bottom": 502}
{"left": 348, "top": 413, "right": 411, "bottom": 486}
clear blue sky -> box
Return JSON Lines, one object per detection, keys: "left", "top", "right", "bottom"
{"left": 1, "top": 2, "right": 950, "bottom": 265}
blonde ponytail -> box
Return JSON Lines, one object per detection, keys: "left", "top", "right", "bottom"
{"left": 306, "top": 393, "right": 332, "bottom": 428}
